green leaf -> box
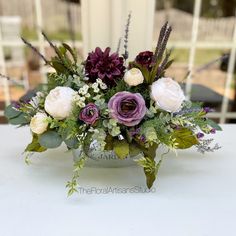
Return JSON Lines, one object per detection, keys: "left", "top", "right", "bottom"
{"left": 54, "top": 45, "right": 64, "bottom": 59}
{"left": 58, "top": 45, "right": 67, "bottom": 54}
{"left": 8, "top": 113, "right": 29, "bottom": 125}
{"left": 25, "top": 134, "right": 47, "bottom": 152}
{"left": 136, "top": 156, "right": 162, "bottom": 189}
{"left": 143, "top": 142, "right": 158, "bottom": 159}
{"left": 207, "top": 119, "right": 222, "bottom": 131}
{"left": 113, "top": 139, "right": 129, "bottom": 159}
{"left": 104, "top": 134, "right": 114, "bottom": 151}
{"left": 39, "top": 130, "right": 63, "bottom": 148}
{"left": 145, "top": 159, "right": 162, "bottom": 189}
{"left": 132, "top": 140, "right": 158, "bottom": 159}
{"left": 64, "top": 137, "right": 79, "bottom": 149}
{"left": 135, "top": 143, "right": 159, "bottom": 188}
{"left": 4, "top": 104, "right": 21, "bottom": 119}
{"left": 172, "top": 128, "right": 199, "bottom": 149}
{"left": 149, "top": 57, "right": 162, "bottom": 83}
{"left": 66, "top": 155, "right": 86, "bottom": 196}
{"left": 51, "top": 60, "right": 67, "bottom": 74}
{"left": 164, "top": 59, "right": 174, "bottom": 70}
{"left": 144, "top": 168, "right": 156, "bottom": 189}
{"left": 129, "top": 143, "right": 142, "bottom": 157}
{"left": 62, "top": 43, "right": 77, "bottom": 63}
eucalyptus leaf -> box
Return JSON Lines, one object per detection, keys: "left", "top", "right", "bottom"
{"left": 113, "top": 139, "right": 129, "bottom": 159}
{"left": 39, "top": 131, "right": 63, "bottom": 148}
{"left": 8, "top": 113, "right": 29, "bottom": 125}
{"left": 207, "top": 119, "right": 222, "bottom": 131}
{"left": 64, "top": 137, "right": 79, "bottom": 149}
{"left": 4, "top": 104, "right": 21, "bottom": 119}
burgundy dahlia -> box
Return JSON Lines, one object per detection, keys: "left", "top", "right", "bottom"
{"left": 135, "top": 51, "right": 153, "bottom": 69}
{"left": 84, "top": 47, "right": 125, "bottom": 86}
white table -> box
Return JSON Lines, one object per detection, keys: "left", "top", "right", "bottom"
{"left": 0, "top": 124, "right": 236, "bottom": 236}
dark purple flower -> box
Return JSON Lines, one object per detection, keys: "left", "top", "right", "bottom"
{"left": 12, "top": 101, "right": 21, "bottom": 109}
{"left": 84, "top": 47, "right": 125, "bottom": 86}
{"left": 140, "top": 135, "right": 146, "bottom": 143}
{"left": 174, "top": 125, "right": 181, "bottom": 130}
{"left": 135, "top": 51, "right": 153, "bottom": 69}
{"left": 197, "top": 132, "right": 204, "bottom": 139}
{"left": 210, "top": 128, "right": 216, "bottom": 134}
{"left": 129, "top": 127, "right": 141, "bottom": 136}
{"left": 108, "top": 91, "right": 146, "bottom": 127}
{"left": 203, "top": 107, "right": 214, "bottom": 113}
{"left": 79, "top": 103, "right": 99, "bottom": 125}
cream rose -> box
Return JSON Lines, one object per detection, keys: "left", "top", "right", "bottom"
{"left": 44, "top": 86, "right": 76, "bottom": 120}
{"left": 150, "top": 77, "right": 185, "bottom": 112}
{"left": 30, "top": 112, "right": 48, "bottom": 134}
{"left": 124, "top": 68, "right": 144, "bottom": 86}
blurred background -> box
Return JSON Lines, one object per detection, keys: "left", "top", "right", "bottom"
{"left": 0, "top": 0, "right": 236, "bottom": 123}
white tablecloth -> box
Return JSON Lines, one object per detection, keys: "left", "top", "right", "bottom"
{"left": 0, "top": 124, "right": 236, "bottom": 236}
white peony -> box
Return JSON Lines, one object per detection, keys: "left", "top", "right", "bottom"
{"left": 124, "top": 68, "right": 144, "bottom": 86}
{"left": 44, "top": 86, "right": 76, "bottom": 120}
{"left": 150, "top": 77, "right": 185, "bottom": 112}
{"left": 30, "top": 112, "right": 48, "bottom": 134}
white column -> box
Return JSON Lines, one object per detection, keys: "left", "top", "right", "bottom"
{"left": 34, "top": 0, "right": 47, "bottom": 83}
{"left": 185, "top": 0, "right": 201, "bottom": 99}
{"left": 220, "top": 17, "right": 236, "bottom": 123}
{"left": 0, "top": 20, "right": 11, "bottom": 107}
{"left": 81, "top": 0, "right": 155, "bottom": 60}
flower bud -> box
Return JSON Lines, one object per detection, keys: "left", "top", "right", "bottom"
{"left": 30, "top": 112, "right": 48, "bottom": 134}
{"left": 124, "top": 68, "right": 144, "bottom": 86}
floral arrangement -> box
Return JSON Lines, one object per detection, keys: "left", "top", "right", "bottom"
{"left": 4, "top": 19, "right": 221, "bottom": 195}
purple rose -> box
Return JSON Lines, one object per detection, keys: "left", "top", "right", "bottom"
{"left": 108, "top": 92, "right": 146, "bottom": 127}
{"left": 79, "top": 103, "right": 99, "bottom": 125}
